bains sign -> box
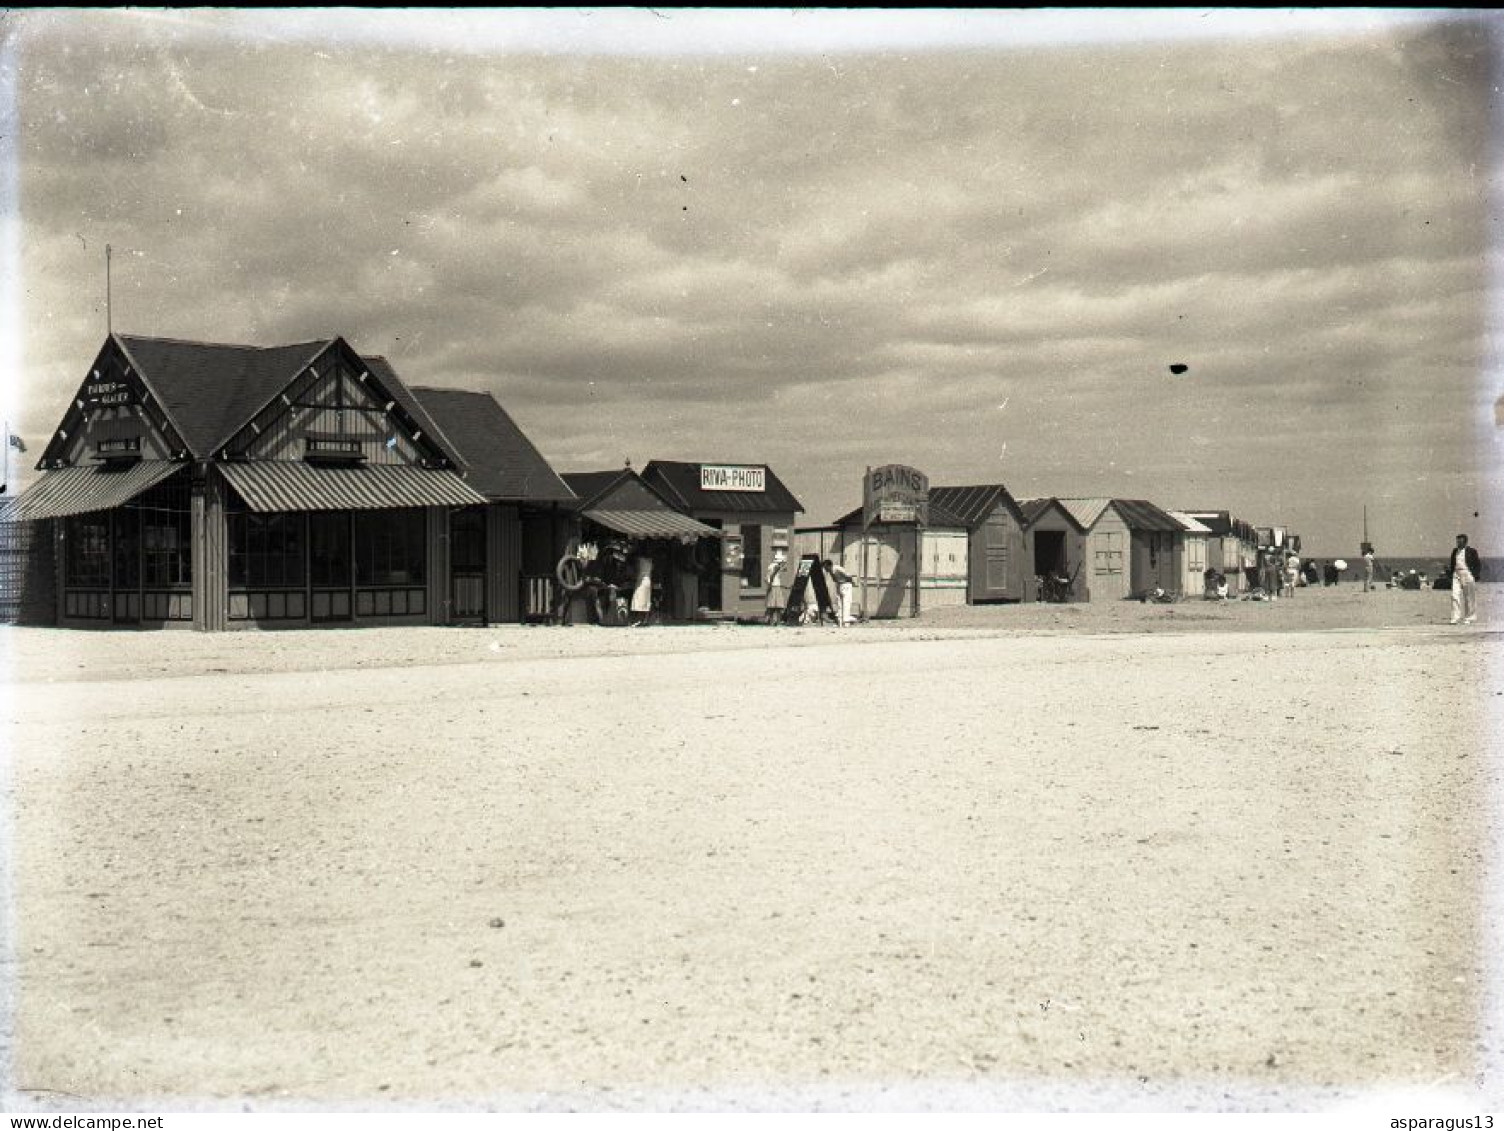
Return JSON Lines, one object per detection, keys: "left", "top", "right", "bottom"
{"left": 864, "top": 463, "right": 929, "bottom": 527}
{"left": 700, "top": 464, "right": 765, "bottom": 492}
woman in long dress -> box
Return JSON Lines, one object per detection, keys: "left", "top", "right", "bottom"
{"left": 764, "top": 552, "right": 787, "bottom": 626}
{"left": 629, "top": 554, "right": 653, "bottom": 626}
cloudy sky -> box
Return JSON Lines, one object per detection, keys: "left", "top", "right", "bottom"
{"left": 1, "top": 9, "right": 1500, "bottom": 553}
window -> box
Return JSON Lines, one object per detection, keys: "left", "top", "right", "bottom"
{"left": 740, "top": 523, "right": 763, "bottom": 589}
{"left": 1094, "top": 531, "right": 1123, "bottom": 575}
{"left": 229, "top": 512, "right": 307, "bottom": 588}
{"left": 65, "top": 514, "right": 110, "bottom": 586}
{"left": 139, "top": 474, "right": 192, "bottom": 587}
{"left": 354, "top": 509, "right": 425, "bottom": 586}
{"left": 111, "top": 508, "right": 140, "bottom": 589}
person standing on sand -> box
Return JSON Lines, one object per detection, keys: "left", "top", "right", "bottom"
{"left": 1282, "top": 552, "right": 1300, "bottom": 598}
{"left": 628, "top": 553, "right": 653, "bottom": 626}
{"left": 1448, "top": 533, "right": 1483, "bottom": 625}
{"left": 764, "top": 551, "right": 787, "bottom": 626}
{"left": 825, "top": 558, "right": 855, "bottom": 626}
{"left": 1363, "top": 547, "right": 1376, "bottom": 592}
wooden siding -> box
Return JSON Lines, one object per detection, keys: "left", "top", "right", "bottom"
{"left": 235, "top": 361, "right": 427, "bottom": 466}
{"left": 793, "top": 525, "right": 969, "bottom": 618}
{"left": 43, "top": 340, "right": 188, "bottom": 468}
{"left": 1130, "top": 529, "right": 1181, "bottom": 596}
{"left": 1086, "top": 508, "right": 1132, "bottom": 602}
{"left": 427, "top": 506, "right": 451, "bottom": 625}
{"left": 192, "top": 466, "right": 226, "bottom": 631}
{"left": 1181, "top": 533, "right": 1210, "bottom": 597}
{"left": 1021, "top": 503, "right": 1090, "bottom": 602}
{"left": 968, "top": 509, "right": 1027, "bottom": 602}
{"left": 487, "top": 504, "right": 522, "bottom": 623}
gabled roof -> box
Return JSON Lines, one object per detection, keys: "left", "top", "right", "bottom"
{"left": 410, "top": 387, "right": 574, "bottom": 503}
{"left": 1167, "top": 510, "right": 1214, "bottom": 535}
{"left": 928, "top": 484, "right": 1021, "bottom": 528}
{"left": 1056, "top": 497, "right": 1113, "bottom": 529}
{"left": 1015, "top": 496, "right": 1087, "bottom": 531}
{"left": 1111, "top": 498, "right": 1184, "bottom": 532}
{"left": 642, "top": 460, "right": 803, "bottom": 515}
{"left": 559, "top": 468, "right": 719, "bottom": 538}
{"left": 115, "top": 334, "right": 332, "bottom": 458}
{"left": 832, "top": 483, "right": 1020, "bottom": 530}
{"left": 560, "top": 470, "right": 633, "bottom": 510}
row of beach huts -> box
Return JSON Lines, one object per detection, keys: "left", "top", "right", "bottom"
{"left": 0, "top": 331, "right": 1297, "bottom": 630}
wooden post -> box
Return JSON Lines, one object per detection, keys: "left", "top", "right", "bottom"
{"left": 866, "top": 466, "right": 878, "bottom": 628}
{"left": 912, "top": 522, "right": 920, "bottom": 618}
{"left": 191, "top": 463, "right": 227, "bottom": 631}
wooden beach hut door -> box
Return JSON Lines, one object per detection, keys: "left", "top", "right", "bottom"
{"left": 450, "top": 507, "right": 486, "bottom": 623}
{"left": 970, "top": 513, "right": 1016, "bottom": 601}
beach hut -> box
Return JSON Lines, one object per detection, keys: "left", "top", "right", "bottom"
{"left": 10, "top": 333, "right": 577, "bottom": 630}
{"left": 640, "top": 461, "right": 804, "bottom": 621}
{"left": 1057, "top": 498, "right": 1182, "bottom": 599}
{"left": 799, "top": 483, "right": 1029, "bottom": 616}
{"left": 1177, "top": 510, "right": 1246, "bottom": 595}
{"left": 558, "top": 468, "right": 724, "bottom": 622}
{"left": 1016, "top": 497, "right": 1090, "bottom": 601}
{"left": 1057, "top": 498, "right": 1130, "bottom": 602}
{"left": 1167, "top": 511, "right": 1213, "bottom": 597}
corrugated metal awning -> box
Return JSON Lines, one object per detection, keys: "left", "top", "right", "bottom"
{"left": 220, "top": 461, "right": 489, "bottom": 512}
{"left": 582, "top": 507, "right": 721, "bottom": 539}
{"left": 12, "top": 460, "right": 184, "bottom": 521}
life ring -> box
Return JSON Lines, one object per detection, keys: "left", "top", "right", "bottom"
{"left": 556, "top": 555, "right": 586, "bottom": 592}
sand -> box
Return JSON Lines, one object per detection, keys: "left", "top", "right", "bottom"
{"left": 2, "top": 584, "right": 1501, "bottom": 1111}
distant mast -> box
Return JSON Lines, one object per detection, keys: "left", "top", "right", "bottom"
{"left": 105, "top": 244, "right": 112, "bottom": 335}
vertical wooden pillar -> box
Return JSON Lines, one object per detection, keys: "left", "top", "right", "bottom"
{"left": 486, "top": 503, "right": 521, "bottom": 624}
{"left": 191, "top": 463, "right": 227, "bottom": 631}
{"left": 427, "top": 506, "right": 449, "bottom": 626}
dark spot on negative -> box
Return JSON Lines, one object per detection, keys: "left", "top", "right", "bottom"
{"left": 1169, "top": 364, "right": 1189, "bottom": 375}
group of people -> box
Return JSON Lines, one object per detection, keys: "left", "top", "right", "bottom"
{"left": 762, "top": 553, "right": 857, "bottom": 627}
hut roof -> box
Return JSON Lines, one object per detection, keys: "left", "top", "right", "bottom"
{"left": 410, "top": 387, "right": 574, "bottom": 503}
{"left": 641, "top": 460, "right": 803, "bottom": 515}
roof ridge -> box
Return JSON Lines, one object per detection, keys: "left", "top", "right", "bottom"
{"left": 116, "top": 332, "right": 335, "bottom": 352}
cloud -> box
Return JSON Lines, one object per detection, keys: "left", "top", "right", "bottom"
{"left": 4, "top": 12, "right": 1496, "bottom": 546}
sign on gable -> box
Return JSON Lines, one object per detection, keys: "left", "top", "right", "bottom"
{"left": 700, "top": 464, "right": 765, "bottom": 492}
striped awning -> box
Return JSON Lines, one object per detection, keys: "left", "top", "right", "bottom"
{"left": 220, "top": 461, "right": 488, "bottom": 512}
{"left": 11, "top": 460, "right": 184, "bottom": 521}
{"left": 582, "top": 506, "right": 721, "bottom": 539}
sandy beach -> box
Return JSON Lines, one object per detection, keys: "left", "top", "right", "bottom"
{"left": 3, "top": 584, "right": 1501, "bottom": 1111}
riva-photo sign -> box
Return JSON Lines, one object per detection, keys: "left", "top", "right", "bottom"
{"left": 700, "top": 464, "right": 765, "bottom": 492}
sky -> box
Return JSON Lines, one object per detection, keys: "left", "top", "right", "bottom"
{"left": 1, "top": 9, "right": 1501, "bottom": 554}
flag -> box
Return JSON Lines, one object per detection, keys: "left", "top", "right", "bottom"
{"left": 8, "top": 433, "right": 25, "bottom": 453}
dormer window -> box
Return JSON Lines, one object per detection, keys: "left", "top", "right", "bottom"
{"left": 305, "top": 435, "right": 366, "bottom": 464}
{"left": 93, "top": 435, "right": 142, "bottom": 463}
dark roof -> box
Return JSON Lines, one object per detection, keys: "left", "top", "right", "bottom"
{"left": 410, "top": 387, "right": 574, "bottom": 502}
{"left": 928, "top": 485, "right": 1021, "bottom": 527}
{"left": 832, "top": 483, "right": 1019, "bottom": 530}
{"left": 1111, "top": 498, "right": 1184, "bottom": 532}
{"left": 1017, "top": 497, "right": 1088, "bottom": 531}
{"left": 111, "top": 335, "right": 466, "bottom": 469}
{"left": 115, "top": 334, "right": 332, "bottom": 458}
{"left": 642, "top": 460, "right": 803, "bottom": 515}
{"left": 560, "top": 470, "right": 632, "bottom": 509}
{"left": 560, "top": 468, "right": 701, "bottom": 522}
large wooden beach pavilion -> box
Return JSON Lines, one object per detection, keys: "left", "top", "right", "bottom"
{"left": 8, "top": 333, "right": 574, "bottom": 630}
